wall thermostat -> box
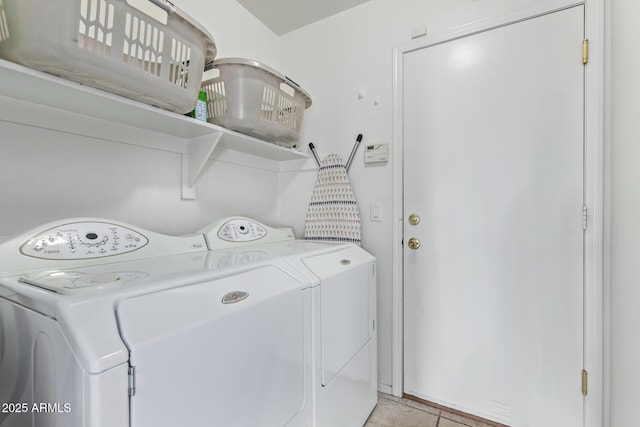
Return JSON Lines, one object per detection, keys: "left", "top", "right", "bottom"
{"left": 364, "top": 143, "right": 388, "bottom": 164}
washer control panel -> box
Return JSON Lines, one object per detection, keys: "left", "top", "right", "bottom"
{"left": 20, "top": 221, "right": 149, "bottom": 260}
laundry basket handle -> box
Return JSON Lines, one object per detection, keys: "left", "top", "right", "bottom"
{"left": 284, "top": 76, "right": 301, "bottom": 91}
{"left": 147, "top": 0, "right": 176, "bottom": 14}
{"left": 284, "top": 75, "right": 312, "bottom": 108}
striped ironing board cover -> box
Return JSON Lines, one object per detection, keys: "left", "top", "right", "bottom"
{"left": 304, "top": 154, "right": 361, "bottom": 245}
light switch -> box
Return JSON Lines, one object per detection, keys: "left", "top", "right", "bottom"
{"left": 370, "top": 202, "right": 382, "bottom": 222}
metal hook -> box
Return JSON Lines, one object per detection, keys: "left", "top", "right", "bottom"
{"left": 308, "top": 142, "right": 321, "bottom": 168}
{"left": 346, "top": 134, "right": 363, "bottom": 172}
{"left": 308, "top": 133, "right": 363, "bottom": 172}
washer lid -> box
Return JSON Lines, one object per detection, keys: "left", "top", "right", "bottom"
{"left": 18, "top": 270, "right": 148, "bottom": 294}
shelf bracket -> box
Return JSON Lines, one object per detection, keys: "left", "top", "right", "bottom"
{"left": 181, "top": 132, "right": 223, "bottom": 199}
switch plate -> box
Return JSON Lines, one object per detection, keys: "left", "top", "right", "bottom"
{"left": 370, "top": 202, "right": 382, "bottom": 222}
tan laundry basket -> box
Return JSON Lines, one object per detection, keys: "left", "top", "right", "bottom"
{"left": 201, "top": 58, "right": 312, "bottom": 147}
{"left": 0, "top": 0, "right": 217, "bottom": 113}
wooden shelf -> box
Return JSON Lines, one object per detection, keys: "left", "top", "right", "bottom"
{"left": 0, "top": 59, "right": 311, "bottom": 198}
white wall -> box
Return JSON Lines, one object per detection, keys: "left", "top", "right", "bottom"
{"left": 0, "top": 122, "right": 280, "bottom": 237}
{"left": 0, "top": 0, "right": 282, "bottom": 241}
{"left": 178, "top": 0, "right": 280, "bottom": 67}
{"left": 610, "top": 0, "right": 640, "bottom": 425}
{"left": 279, "top": 0, "right": 545, "bottom": 390}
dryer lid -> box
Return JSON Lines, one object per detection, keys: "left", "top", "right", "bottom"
{"left": 117, "top": 264, "right": 305, "bottom": 426}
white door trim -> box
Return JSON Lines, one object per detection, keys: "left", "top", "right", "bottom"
{"left": 391, "top": 1, "right": 606, "bottom": 425}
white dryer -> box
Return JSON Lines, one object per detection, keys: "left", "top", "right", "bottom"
{"left": 200, "top": 217, "right": 378, "bottom": 427}
{"left": 0, "top": 218, "right": 310, "bottom": 427}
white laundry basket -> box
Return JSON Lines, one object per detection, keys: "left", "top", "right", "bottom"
{"left": 201, "top": 58, "right": 312, "bottom": 147}
{"left": 0, "top": 0, "right": 217, "bottom": 114}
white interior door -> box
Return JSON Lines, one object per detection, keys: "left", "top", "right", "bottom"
{"left": 403, "top": 6, "right": 585, "bottom": 426}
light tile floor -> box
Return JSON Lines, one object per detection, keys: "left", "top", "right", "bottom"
{"left": 365, "top": 393, "right": 499, "bottom": 427}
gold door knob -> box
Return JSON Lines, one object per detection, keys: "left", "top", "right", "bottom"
{"left": 407, "top": 237, "right": 421, "bottom": 250}
{"left": 408, "top": 214, "right": 420, "bottom": 225}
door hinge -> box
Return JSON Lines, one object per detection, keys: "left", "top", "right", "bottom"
{"left": 582, "top": 205, "right": 588, "bottom": 230}
{"left": 581, "top": 369, "right": 588, "bottom": 396}
{"left": 582, "top": 39, "right": 589, "bottom": 65}
{"left": 128, "top": 366, "right": 136, "bottom": 397}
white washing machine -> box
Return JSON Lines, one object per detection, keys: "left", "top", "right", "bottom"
{"left": 0, "top": 218, "right": 311, "bottom": 427}
{"left": 200, "top": 217, "right": 378, "bottom": 427}
{"left": 0, "top": 217, "right": 377, "bottom": 427}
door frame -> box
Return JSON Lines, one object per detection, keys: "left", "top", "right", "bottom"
{"left": 390, "top": 1, "right": 606, "bottom": 425}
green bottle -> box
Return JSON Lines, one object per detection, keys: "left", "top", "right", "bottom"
{"left": 187, "top": 90, "right": 207, "bottom": 121}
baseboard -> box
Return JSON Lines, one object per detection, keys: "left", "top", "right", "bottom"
{"left": 377, "top": 383, "right": 392, "bottom": 395}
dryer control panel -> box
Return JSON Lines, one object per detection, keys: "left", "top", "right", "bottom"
{"left": 20, "top": 221, "right": 149, "bottom": 260}
{"left": 217, "top": 218, "right": 267, "bottom": 242}
{"left": 201, "top": 217, "right": 295, "bottom": 249}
